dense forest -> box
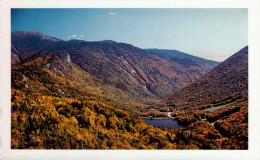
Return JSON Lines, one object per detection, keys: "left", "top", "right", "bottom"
{"left": 11, "top": 89, "right": 247, "bottom": 149}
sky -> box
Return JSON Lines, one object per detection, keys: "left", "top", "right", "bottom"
{"left": 11, "top": 9, "right": 248, "bottom": 61}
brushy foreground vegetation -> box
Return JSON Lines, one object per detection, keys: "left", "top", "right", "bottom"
{"left": 11, "top": 89, "right": 247, "bottom": 149}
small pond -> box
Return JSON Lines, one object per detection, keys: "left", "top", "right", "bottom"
{"left": 144, "top": 119, "right": 182, "bottom": 129}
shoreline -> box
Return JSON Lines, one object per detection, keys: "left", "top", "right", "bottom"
{"left": 141, "top": 116, "right": 176, "bottom": 120}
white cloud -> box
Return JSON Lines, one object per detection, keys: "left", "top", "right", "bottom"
{"left": 108, "top": 12, "right": 117, "bottom": 15}
{"left": 67, "top": 34, "right": 85, "bottom": 39}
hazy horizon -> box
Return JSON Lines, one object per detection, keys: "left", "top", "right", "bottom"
{"left": 11, "top": 9, "right": 248, "bottom": 61}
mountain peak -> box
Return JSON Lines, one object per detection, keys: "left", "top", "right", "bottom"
{"left": 239, "top": 46, "right": 248, "bottom": 52}
{"left": 99, "top": 40, "right": 117, "bottom": 44}
{"left": 12, "top": 31, "right": 61, "bottom": 41}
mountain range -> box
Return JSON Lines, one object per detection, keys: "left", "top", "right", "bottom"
{"left": 11, "top": 31, "right": 217, "bottom": 106}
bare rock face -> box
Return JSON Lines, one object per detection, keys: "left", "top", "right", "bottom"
{"left": 66, "top": 53, "right": 71, "bottom": 64}
{"left": 11, "top": 53, "right": 20, "bottom": 65}
{"left": 11, "top": 45, "right": 20, "bottom": 65}
{"left": 22, "top": 74, "right": 29, "bottom": 88}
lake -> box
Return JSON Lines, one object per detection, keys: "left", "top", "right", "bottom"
{"left": 144, "top": 119, "right": 182, "bottom": 129}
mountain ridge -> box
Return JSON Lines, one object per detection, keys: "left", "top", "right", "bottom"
{"left": 11, "top": 31, "right": 214, "bottom": 106}
{"left": 166, "top": 46, "right": 248, "bottom": 109}
{"left": 146, "top": 48, "right": 220, "bottom": 68}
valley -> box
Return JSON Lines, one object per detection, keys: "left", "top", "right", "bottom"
{"left": 11, "top": 31, "right": 248, "bottom": 149}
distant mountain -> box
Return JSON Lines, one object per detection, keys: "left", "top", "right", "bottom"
{"left": 11, "top": 31, "right": 62, "bottom": 61}
{"left": 11, "top": 31, "right": 212, "bottom": 106}
{"left": 146, "top": 49, "right": 220, "bottom": 68}
{"left": 12, "top": 31, "right": 61, "bottom": 42}
{"left": 166, "top": 46, "right": 248, "bottom": 109}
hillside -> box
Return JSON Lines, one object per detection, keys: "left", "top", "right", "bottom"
{"left": 11, "top": 31, "right": 213, "bottom": 105}
{"left": 146, "top": 49, "right": 220, "bottom": 68}
{"left": 166, "top": 46, "right": 248, "bottom": 109}
{"left": 163, "top": 46, "right": 248, "bottom": 149}
{"left": 12, "top": 88, "right": 245, "bottom": 149}
{"left": 11, "top": 53, "right": 100, "bottom": 98}
{"left": 11, "top": 89, "right": 177, "bottom": 149}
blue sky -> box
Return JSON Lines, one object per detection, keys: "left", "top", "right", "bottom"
{"left": 11, "top": 9, "right": 247, "bottom": 61}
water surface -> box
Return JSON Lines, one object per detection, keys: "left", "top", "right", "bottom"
{"left": 145, "top": 119, "right": 182, "bottom": 129}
